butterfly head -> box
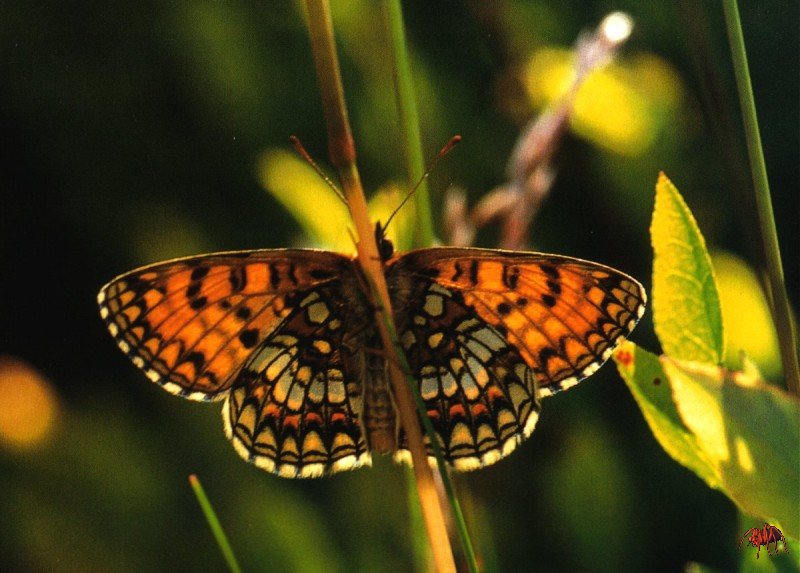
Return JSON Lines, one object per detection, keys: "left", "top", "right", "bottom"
{"left": 374, "top": 221, "right": 395, "bottom": 262}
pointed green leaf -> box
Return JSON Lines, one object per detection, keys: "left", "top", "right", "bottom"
{"left": 663, "top": 358, "right": 800, "bottom": 540}
{"left": 613, "top": 342, "right": 719, "bottom": 487}
{"left": 651, "top": 173, "right": 724, "bottom": 363}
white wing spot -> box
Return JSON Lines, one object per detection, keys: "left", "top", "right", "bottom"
{"left": 423, "top": 294, "right": 444, "bottom": 317}
{"left": 306, "top": 301, "right": 330, "bottom": 324}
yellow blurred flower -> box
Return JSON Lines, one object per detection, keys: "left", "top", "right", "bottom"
{"left": 522, "top": 48, "right": 684, "bottom": 156}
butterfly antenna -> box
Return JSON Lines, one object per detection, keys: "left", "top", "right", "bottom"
{"left": 384, "top": 135, "right": 462, "bottom": 230}
{"left": 289, "top": 135, "right": 347, "bottom": 205}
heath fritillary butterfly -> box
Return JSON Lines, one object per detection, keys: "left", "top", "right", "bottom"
{"left": 98, "top": 238, "right": 645, "bottom": 478}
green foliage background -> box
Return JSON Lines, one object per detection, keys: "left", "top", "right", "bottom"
{"left": 0, "top": 2, "right": 797, "bottom": 571}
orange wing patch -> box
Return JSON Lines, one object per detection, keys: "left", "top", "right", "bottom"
{"left": 98, "top": 250, "right": 351, "bottom": 400}
{"left": 390, "top": 248, "right": 646, "bottom": 397}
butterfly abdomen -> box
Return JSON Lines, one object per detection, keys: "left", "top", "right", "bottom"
{"left": 362, "top": 373, "right": 397, "bottom": 455}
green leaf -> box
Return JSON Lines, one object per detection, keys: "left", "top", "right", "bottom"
{"left": 256, "top": 149, "right": 352, "bottom": 251}
{"left": 256, "top": 149, "right": 416, "bottom": 253}
{"left": 663, "top": 358, "right": 800, "bottom": 540}
{"left": 650, "top": 173, "right": 724, "bottom": 363}
{"left": 613, "top": 342, "right": 719, "bottom": 487}
{"left": 712, "top": 251, "right": 782, "bottom": 381}
{"left": 616, "top": 342, "right": 800, "bottom": 542}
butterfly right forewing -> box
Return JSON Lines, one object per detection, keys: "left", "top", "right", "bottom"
{"left": 98, "top": 250, "right": 353, "bottom": 400}
{"left": 392, "top": 248, "right": 646, "bottom": 397}
{"left": 386, "top": 247, "right": 646, "bottom": 471}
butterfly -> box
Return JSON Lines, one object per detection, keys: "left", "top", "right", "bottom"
{"left": 98, "top": 230, "right": 645, "bottom": 478}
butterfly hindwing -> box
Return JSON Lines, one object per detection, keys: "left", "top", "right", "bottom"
{"left": 388, "top": 273, "right": 541, "bottom": 471}
{"left": 224, "top": 284, "right": 372, "bottom": 478}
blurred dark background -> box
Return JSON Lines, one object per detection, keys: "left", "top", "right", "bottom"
{"left": 0, "top": 1, "right": 796, "bottom": 571}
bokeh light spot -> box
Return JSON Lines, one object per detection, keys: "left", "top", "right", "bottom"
{"left": 0, "top": 356, "right": 59, "bottom": 450}
{"left": 601, "top": 12, "right": 634, "bottom": 45}
{"left": 734, "top": 436, "right": 754, "bottom": 474}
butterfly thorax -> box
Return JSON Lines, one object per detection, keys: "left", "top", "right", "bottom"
{"left": 374, "top": 222, "right": 395, "bottom": 263}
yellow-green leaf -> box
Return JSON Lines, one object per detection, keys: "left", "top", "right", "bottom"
{"left": 663, "top": 358, "right": 800, "bottom": 540}
{"left": 256, "top": 149, "right": 352, "bottom": 251}
{"left": 712, "top": 250, "right": 782, "bottom": 380}
{"left": 650, "top": 173, "right": 724, "bottom": 363}
{"left": 257, "top": 149, "right": 417, "bottom": 254}
{"left": 613, "top": 342, "right": 718, "bottom": 487}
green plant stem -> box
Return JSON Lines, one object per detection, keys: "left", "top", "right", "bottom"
{"left": 380, "top": 3, "right": 478, "bottom": 571}
{"left": 722, "top": 0, "right": 799, "bottom": 395}
{"left": 304, "top": 2, "right": 456, "bottom": 571}
{"left": 377, "top": 305, "right": 479, "bottom": 573}
{"left": 404, "top": 465, "right": 432, "bottom": 572}
{"left": 381, "top": 0, "right": 435, "bottom": 248}
{"left": 188, "top": 475, "right": 242, "bottom": 573}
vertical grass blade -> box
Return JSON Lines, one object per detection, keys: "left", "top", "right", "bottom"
{"left": 188, "top": 474, "right": 242, "bottom": 573}
{"left": 377, "top": 308, "right": 479, "bottom": 572}
{"left": 721, "top": 0, "right": 800, "bottom": 395}
{"left": 379, "top": 3, "right": 478, "bottom": 571}
{"left": 405, "top": 465, "right": 432, "bottom": 572}
{"left": 381, "top": 0, "right": 435, "bottom": 248}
